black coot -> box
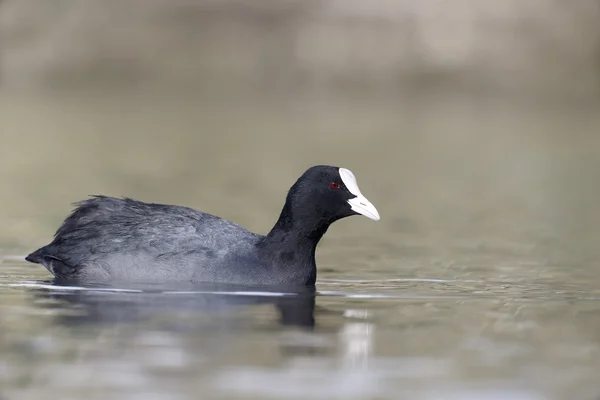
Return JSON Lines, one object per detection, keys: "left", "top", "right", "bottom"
{"left": 26, "top": 165, "right": 380, "bottom": 286}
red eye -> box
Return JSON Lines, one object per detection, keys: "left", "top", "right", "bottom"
{"left": 329, "top": 182, "right": 340, "bottom": 189}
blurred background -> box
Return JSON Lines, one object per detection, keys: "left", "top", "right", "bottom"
{"left": 1, "top": 0, "right": 600, "bottom": 246}
{"left": 1, "top": 1, "right": 600, "bottom": 399}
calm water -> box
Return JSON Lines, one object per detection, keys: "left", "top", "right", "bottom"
{"left": 1, "top": 92, "right": 600, "bottom": 399}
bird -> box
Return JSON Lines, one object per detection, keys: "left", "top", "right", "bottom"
{"left": 26, "top": 165, "right": 380, "bottom": 287}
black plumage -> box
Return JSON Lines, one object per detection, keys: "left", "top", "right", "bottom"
{"left": 26, "top": 165, "right": 379, "bottom": 286}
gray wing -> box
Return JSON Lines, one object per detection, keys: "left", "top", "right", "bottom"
{"left": 27, "top": 196, "right": 261, "bottom": 282}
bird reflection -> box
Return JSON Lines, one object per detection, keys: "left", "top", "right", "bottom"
{"left": 32, "top": 280, "right": 316, "bottom": 330}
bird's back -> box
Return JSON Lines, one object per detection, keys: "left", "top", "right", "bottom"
{"left": 26, "top": 196, "right": 261, "bottom": 283}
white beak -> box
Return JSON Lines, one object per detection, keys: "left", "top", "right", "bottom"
{"left": 347, "top": 195, "right": 380, "bottom": 221}
{"left": 339, "top": 168, "right": 380, "bottom": 221}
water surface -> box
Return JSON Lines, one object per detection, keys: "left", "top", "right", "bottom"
{"left": 1, "top": 92, "right": 600, "bottom": 399}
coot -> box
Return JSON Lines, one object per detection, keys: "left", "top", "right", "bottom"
{"left": 26, "top": 165, "right": 379, "bottom": 286}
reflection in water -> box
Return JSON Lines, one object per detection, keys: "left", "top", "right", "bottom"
{"left": 340, "top": 309, "right": 373, "bottom": 370}
{"left": 0, "top": 270, "right": 600, "bottom": 399}
{"left": 31, "top": 282, "right": 317, "bottom": 329}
